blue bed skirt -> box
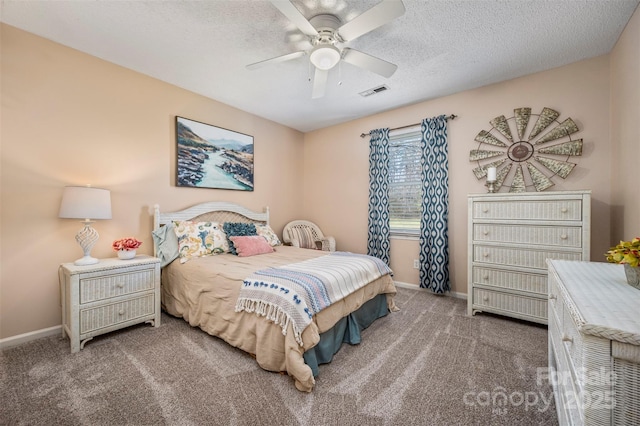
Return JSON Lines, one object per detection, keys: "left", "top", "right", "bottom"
{"left": 303, "top": 293, "right": 389, "bottom": 377}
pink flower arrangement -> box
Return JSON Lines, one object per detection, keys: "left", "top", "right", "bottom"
{"left": 112, "top": 237, "right": 142, "bottom": 252}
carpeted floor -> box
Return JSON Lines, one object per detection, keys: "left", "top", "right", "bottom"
{"left": 1, "top": 287, "right": 557, "bottom": 425}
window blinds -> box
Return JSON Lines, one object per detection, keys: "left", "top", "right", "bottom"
{"left": 388, "top": 130, "right": 422, "bottom": 233}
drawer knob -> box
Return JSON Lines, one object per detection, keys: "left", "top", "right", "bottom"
{"left": 483, "top": 296, "right": 489, "bottom": 302}
{"left": 118, "top": 310, "right": 125, "bottom": 316}
{"left": 483, "top": 230, "right": 489, "bottom": 236}
{"left": 483, "top": 275, "right": 489, "bottom": 280}
{"left": 562, "top": 334, "right": 573, "bottom": 343}
{"left": 560, "top": 234, "right": 568, "bottom": 240}
{"left": 561, "top": 207, "right": 568, "bottom": 213}
{"left": 116, "top": 283, "right": 125, "bottom": 289}
{"left": 483, "top": 252, "right": 490, "bottom": 258}
{"left": 482, "top": 208, "right": 489, "bottom": 213}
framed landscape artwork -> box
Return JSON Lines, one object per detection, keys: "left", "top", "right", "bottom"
{"left": 176, "top": 116, "right": 254, "bottom": 191}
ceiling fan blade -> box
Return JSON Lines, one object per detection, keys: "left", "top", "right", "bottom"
{"left": 337, "top": 0, "right": 405, "bottom": 41}
{"left": 342, "top": 48, "right": 397, "bottom": 78}
{"left": 270, "top": 0, "right": 318, "bottom": 37}
{"left": 311, "top": 68, "right": 328, "bottom": 99}
{"left": 246, "top": 51, "right": 306, "bottom": 70}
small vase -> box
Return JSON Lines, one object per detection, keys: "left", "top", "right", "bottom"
{"left": 117, "top": 250, "right": 136, "bottom": 260}
{"left": 623, "top": 264, "right": 640, "bottom": 289}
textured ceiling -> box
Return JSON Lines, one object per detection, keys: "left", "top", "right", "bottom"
{"left": 2, "top": 0, "right": 638, "bottom": 132}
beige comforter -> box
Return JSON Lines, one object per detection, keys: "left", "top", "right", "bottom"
{"left": 161, "top": 246, "right": 397, "bottom": 392}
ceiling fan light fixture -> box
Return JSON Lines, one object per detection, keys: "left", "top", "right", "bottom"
{"left": 310, "top": 45, "right": 341, "bottom": 70}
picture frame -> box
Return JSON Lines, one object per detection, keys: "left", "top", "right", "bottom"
{"left": 176, "top": 116, "right": 254, "bottom": 191}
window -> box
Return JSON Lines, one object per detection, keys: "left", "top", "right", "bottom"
{"left": 388, "top": 128, "right": 422, "bottom": 235}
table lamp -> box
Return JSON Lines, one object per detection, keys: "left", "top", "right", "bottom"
{"left": 59, "top": 186, "right": 112, "bottom": 265}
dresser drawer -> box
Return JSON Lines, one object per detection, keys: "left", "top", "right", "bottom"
{"left": 472, "top": 288, "right": 547, "bottom": 320}
{"left": 472, "top": 266, "right": 547, "bottom": 295}
{"left": 80, "top": 293, "right": 155, "bottom": 334}
{"left": 80, "top": 269, "right": 155, "bottom": 303}
{"left": 472, "top": 199, "right": 582, "bottom": 221}
{"left": 548, "top": 310, "right": 585, "bottom": 425}
{"left": 473, "top": 245, "right": 582, "bottom": 270}
{"left": 548, "top": 272, "right": 564, "bottom": 320}
{"left": 560, "top": 304, "right": 585, "bottom": 386}
{"left": 473, "top": 224, "right": 582, "bottom": 248}
{"left": 560, "top": 299, "right": 615, "bottom": 392}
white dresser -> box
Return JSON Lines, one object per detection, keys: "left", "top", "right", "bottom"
{"left": 548, "top": 260, "right": 640, "bottom": 426}
{"left": 60, "top": 255, "right": 161, "bottom": 352}
{"left": 467, "top": 190, "right": 591, "bottom": 324}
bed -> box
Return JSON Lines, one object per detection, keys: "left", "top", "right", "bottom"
{"left": 152, "top": 201, "right": 398, "bottom": 392}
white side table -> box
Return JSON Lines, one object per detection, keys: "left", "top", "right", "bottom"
{"left": 59, "top": 255, "right": 161, "bottom": 353}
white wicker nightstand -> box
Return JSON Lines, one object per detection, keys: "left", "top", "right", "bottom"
{"left": 59, "top": 255, "right": 161, "bottom": 353}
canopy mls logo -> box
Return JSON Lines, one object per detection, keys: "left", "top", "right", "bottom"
{"left": 462, "top": 367, "right": 617, "bottom": 415}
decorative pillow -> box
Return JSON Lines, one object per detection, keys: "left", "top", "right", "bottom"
{"left": 151, "top": 222, "right": 179, "bottom": 267}
{"left": 229, "top": 235, "right": 275, "bottom": 257}
{"left": 223, "top": 222, "right": 257, "bottom": 255}
{"left": 288, "top": 226, "right": 317, "bottom": 249}
{"left": 173, "top": 220, "right": 229, "bottom": 263}
{"left": 256, "top": 224, "right": 282, "bottom": 247}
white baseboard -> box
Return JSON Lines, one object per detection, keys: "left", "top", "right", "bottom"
{"left": 0, "top": 283, "right": 467, "bottom": 350}
{"left": 394, "top": 281, "right": 467, "bottom": 300}
{"left": 0, "top": 325, "right": 62, "bottom": 350}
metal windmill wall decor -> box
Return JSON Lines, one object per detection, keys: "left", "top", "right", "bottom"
{"left": 469, "top": 107, "right": 583, "bottom": 192}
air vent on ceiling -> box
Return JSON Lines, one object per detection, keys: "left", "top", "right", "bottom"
{"left": 359, "top": 84, "right": 389, "bottom": 97}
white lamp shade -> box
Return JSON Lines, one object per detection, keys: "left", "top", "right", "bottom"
{"left": 310, "top": 45, "right": 341, "bottom": 70}
{"left": 59, "top": 186, "right": 112, "bottom": 220}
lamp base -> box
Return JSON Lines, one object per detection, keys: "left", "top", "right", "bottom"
{"left": 74, "top": 255, "right": 100, "bottom": 266}
{"left": 75, "top": 221, "right": 100, "bottom": 266}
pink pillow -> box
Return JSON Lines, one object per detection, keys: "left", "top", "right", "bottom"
{"left": 228, "top": 235, "right": 275, "bottom": 257}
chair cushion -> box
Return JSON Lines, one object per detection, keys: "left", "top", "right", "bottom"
{"left": 288, "top": 226, "right": 317, "bottom": 249}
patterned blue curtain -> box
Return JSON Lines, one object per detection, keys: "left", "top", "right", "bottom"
{"left": 367, "top": 128, "right": 391, "bottom": 265}
{"left": 419, "top": 116, "right": 450, "bottom": 293}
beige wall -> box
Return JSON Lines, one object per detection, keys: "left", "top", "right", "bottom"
{"left": 0, "top": 24, "right": 305, "bottom": 339}
{"left": 303, "top": 55, "right": 613, "bottom": 294}
{"left": 610, "top": 6, "right": 640, "bottom": 240}
{"left": 2, "top": 6, "right": 639, "bottom": 340}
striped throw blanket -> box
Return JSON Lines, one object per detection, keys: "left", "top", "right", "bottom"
{"left": 235, "top": 252, "right": 392, "bottom": 346}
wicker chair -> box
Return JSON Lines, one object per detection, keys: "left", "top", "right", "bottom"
{"left": 282, "top": 220, "right": 336, "bottom": 252}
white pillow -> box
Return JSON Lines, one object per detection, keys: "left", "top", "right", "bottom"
{"left": 256, "top": 224, "right": 282, "bottom": 247}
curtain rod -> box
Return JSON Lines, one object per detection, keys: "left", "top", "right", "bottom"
{"left": 359, "top": 114, "right": 458, "bottom": 138}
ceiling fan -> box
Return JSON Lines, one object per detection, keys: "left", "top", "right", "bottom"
{"left": 247, "top": 0, "right": 406, "bottom": 99}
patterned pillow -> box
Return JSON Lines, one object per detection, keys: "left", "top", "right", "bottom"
{"left": 256, "top": 224, "right": 282, "bottom": 247}
{"left": 173, "top": 221, "right": 229, "bottom": 263}
{"left": 288, "top": 226, "right": 317, "bottom": 249}
{"left": 229, "top": 235, "right": 275, "bottom": 257}
{"left": 223, "top": 222, "right": 257, "bottom": 255}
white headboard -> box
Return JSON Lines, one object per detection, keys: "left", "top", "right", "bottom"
{"left": 153, "top": 202, "right": 270, "bottom": 255}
